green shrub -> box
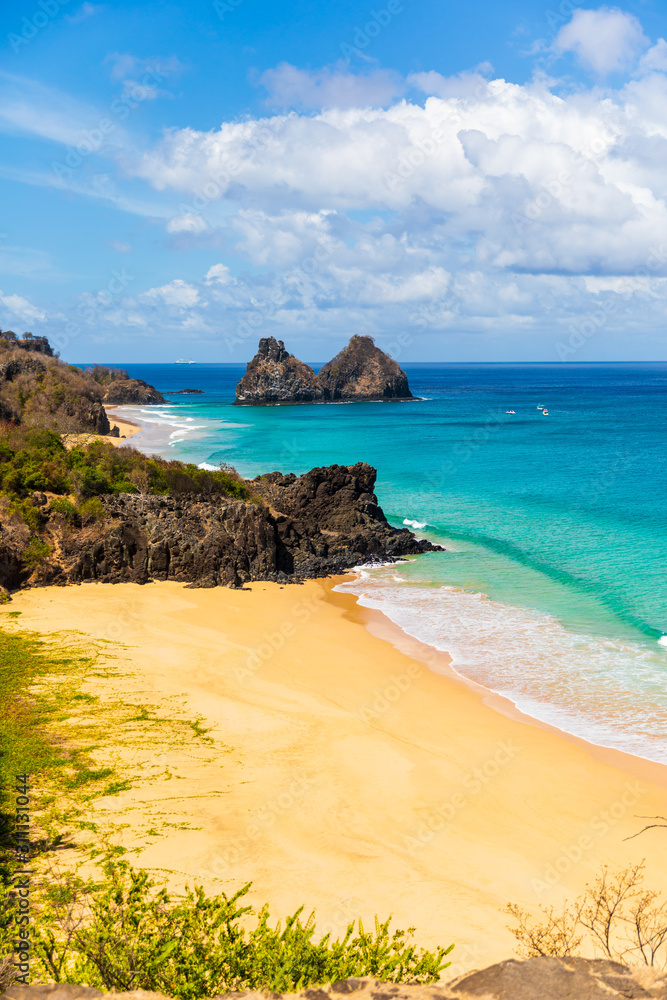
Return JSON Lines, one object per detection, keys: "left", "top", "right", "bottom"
{"left": 49, "top": 497, "right": 79, "bottom": 523}
{"left": 32, "top": 863, "right": 453, "bottom": 997}
{"left": 8, "top": 498, "right": 41, "bottom": 531}
{"left": 78, "top": 498, "right": 105, "bottom": 524}
{"left": 22, "top": 537, "right": 51, "bottom": 568}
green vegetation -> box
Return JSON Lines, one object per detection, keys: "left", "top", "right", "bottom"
{"left": 0, "top": 425, "right": 250, "bottom": 503}
{"left": 32, "top": 864, "right": 452, "bottom": 996}
{"left": 0, "top": 621, "right": 454, "bottom": 994}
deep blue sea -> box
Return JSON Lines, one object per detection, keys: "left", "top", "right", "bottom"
{"left": 101, "top": 362, "right": 667, "bottom": 763}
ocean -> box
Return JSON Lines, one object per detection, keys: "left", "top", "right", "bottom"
{"left": 103, "top": 361, "right": 667, "bottom": 764}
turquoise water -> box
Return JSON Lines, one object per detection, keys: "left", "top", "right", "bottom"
{"left": 111, "top": 362, "right": 667, "bottom": 762}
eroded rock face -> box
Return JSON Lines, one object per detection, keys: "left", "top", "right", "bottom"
{"left": 234, "top": 338, "right": 323, "bottom": 405}
{"left": 0, "top": 463, "right": 440, "bottom": 592}
{"left": 8, "top": 959, "right": 667, "bottom": 1000}
{"left": 318, "top": 335, "right": 412, "bottom": 401}
{"left": 103, "top": 379, "right": 166, "bottom": 405}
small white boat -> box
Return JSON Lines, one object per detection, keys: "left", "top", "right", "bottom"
{"left": 175, "top": 358, "right": 196, "bottom": 364}
{"left": 506, "top": 410, "right": 515, "bottom": 414}
{"left": 542, "top": 408, "right": 549, "bottom": 415}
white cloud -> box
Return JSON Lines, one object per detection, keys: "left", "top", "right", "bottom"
{"left": 259, "top": 63, "right": 404, "bottom": 110}
{"left": 167, "top": 213, "right": 208, "bottom": 234}
{"left": 553, "top": 7, "right": 649, "bottom": 75}
{"left": 0, "top": 291, "right": 47, "bottom": 324}
{"left": 204, "top": 264, "right": 232, "bottom": 284}
{"left": 636, "top": 38, "right": 667, "bottom": 75}
{"left": 107, "top": 239, "right": 133, "bottom": 253}
{"left": 142, "top": 279, "right": 200, "bottom": 307}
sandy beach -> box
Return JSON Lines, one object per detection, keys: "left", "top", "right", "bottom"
{"left": 10, "top": 577, "right": 667, "bottom": 977}
{"left": 104, "top": 407, "right": 142, "bottom": 444}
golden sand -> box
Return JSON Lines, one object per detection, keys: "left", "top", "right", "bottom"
{"left": 10, "top": 578, "right": 667, "bottom": 976}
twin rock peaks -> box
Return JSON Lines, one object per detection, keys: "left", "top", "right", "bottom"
{"left": 234, "top": 335, "right": 413, "bottom": 405}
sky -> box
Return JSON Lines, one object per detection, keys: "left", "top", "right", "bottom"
{"left": 1, "top": 0, "right": 667, "bottom": 362}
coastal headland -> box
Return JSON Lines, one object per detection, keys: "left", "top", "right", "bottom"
{"left": 9, "top": 575, "right": 667, "bottom": 977}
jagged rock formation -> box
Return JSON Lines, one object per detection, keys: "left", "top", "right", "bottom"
{"left": 0, "top": 464, "right": 440, "bottom": 592}
{"left": 6, "top": 959, "right": 667, "bottom": 1000}
{"left": 318, "top": 335, "right": 412, "bottom": 401}
{"left": 0, "top": 356, "right": 47, "bottom": 382}
{"left": 234, "top": 336, "right": 412, "bottom": 405}
{"left": 102, "top": 378, "right": 166, "bottom": 405}
{"left": 234, "top": 338, "right": 323, "bottom": 405}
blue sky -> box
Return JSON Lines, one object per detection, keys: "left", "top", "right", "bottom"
{"left": 1, "top": 0, "right": 667, "bottom": 362}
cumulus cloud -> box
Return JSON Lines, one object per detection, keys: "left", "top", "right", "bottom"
{"left": 258, "top": 62, "right": 405, "bottom": 109}
{"left": 0, "top": 291, "right": 47, "bottom": 324}
{"left": 167, "top": 213, "right": 208, "bottom": 234}
{"left": 204, "top": 264, "right": 232, "bottom": 284}
{"left": 553, "top": 6, "right": 649, "bottom": 75}
{"left": 142, "top": 279, "right": 200, "bottom": 307}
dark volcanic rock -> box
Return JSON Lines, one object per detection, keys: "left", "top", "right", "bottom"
{"left": 103, "top": 379, "right": 166, "bottom": 405}
{"left": 0, "top": 331, "right": 55, "bottom": 357}
{"left": 318, "top": 335, "right": 413, "bottom": 401}
{"left": 0, "top": 356, "right": 47, "bottom": 382}
{"left": 0, "top": 464, "right": 441, "bottom": 592}
{"left": 234, "top": 337, "right": 323, "bottom": 405}
{"left": 163, "top": 388, "right": 204, "bottom": 394}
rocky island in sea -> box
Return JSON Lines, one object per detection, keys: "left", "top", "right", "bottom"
{"left": 234, "top": 334, "right": 414, "bottom": 405}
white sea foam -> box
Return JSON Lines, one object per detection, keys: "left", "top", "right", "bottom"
{"left": 659, "top": 636, "right": 667, "bottom": 647}
{"left": 336, "top": 569, "right": 667, "bottom": 764}
{"left": 403, "top": 518, "right": 427, "bottom": 529}
{"left": 198, "top": 462, "right": 218, "bottom": 471}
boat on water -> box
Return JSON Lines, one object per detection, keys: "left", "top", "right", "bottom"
{"left": 506, "top": 410, "right": 515, "bottom": 414}
{"left": 542, "top": 408, "right": 549, "bottom": 415}
{"left": 175, "top": 358, "right": 196, "bottom": 364}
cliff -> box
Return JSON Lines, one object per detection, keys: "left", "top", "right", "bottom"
{"left": 0, "top": 462, "right": 440, "bottom": 592}
{"left": 0, "top": 338, "right": 110, "bottom": 434}
{"left": 234, "top": 336, "right": 413, "bottom": 405}
{"left": 234, "top": 337, "right": 323, "bottom": 405}
{"left": 318, "top": 334, "right": 413, "bottom": 401}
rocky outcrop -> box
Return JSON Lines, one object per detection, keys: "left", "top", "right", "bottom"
{"left": 318, "top": 335, "right": 412, "bottom": 401}
{"left": 0, "top": 331, "right": 55, "bottom": 356}
{"left": 0, "top": 463, "right": 440, "bottom": 592}
{"left": 0, "top": 356, "right": 47, "bottom": 382}
{"left": 6, "top": 959, "right": 667, "bottom": 1000}
{"left": 103, "top": 379, "right": 166, "bottom": 405}
{"left": 234, "top": 336, "right": 413, "bottom": 405}
{"left": 163, "top": 389, "right": 204, "bottom": 394}
{"left": 234, "top": 338, "right": 323, "bottom": 405}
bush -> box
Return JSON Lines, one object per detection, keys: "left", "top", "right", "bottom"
{"left": 22, "top": 538, "right": 51, "bottom": 569}
{"left": 506, "top": 862, "right": 667, "bottom": 967}
{"left": 78, "top": 498, "right": 105, "bottom": 525}
{"left": 49, "top": 497, "right": 79, "bottom": 523}
{"left": 32, "top": 863, "right": 453, "bottom": 997}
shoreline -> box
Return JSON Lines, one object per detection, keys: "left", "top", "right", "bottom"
{"left": 101, "top": 403, "right": 667, "bottom": 779}
{"left": 7, "top": 576, "right": 667, "bottom": 976}
{"left": 333, "top": 583, "right": 667, "bottom": 791}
